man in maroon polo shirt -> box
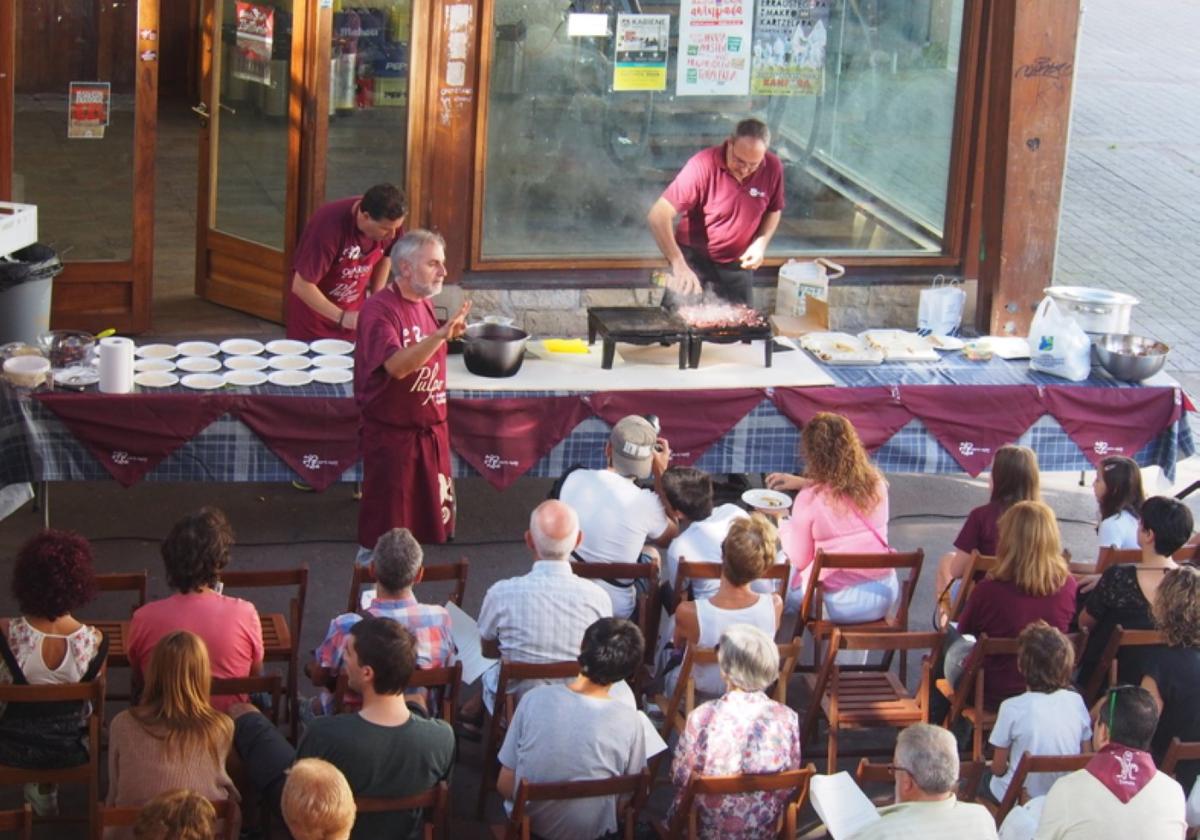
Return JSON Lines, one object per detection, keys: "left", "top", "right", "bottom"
{"left": 647, "top": 119, "right": 785, "bottom": 305}
{"left": 287, "top": 183, "right": 407, "bottom": 341}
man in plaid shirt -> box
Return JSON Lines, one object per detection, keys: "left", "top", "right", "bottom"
{"left": 305, "top": 527, "right": 455, "bottom": 715}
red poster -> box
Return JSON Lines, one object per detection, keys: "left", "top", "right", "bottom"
{"left": 234, "top": 2, "right": 275, "bottom": 85}
{"left": 67, "top": 82, "right": 110, "bottom": 139}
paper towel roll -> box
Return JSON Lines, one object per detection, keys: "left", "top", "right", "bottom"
{"left": 99, "top": 336, "right": 135, "bottom": 394}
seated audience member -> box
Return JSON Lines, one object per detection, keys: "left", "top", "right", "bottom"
{"left": 660, "top": 466, "right": 749, "bottom": 601}
{"left": 667, "top": 514, "right": 783, "bottom": 697}
{"left": 232, "top": 617, "right": 455, "bottom": 840}
{"left": 108, "top": 632, "right": 239, "bottom": 835}
{"left": 1017, "top": 686, "right": 1185, "bottom": 839}
{"left": 767, "top": 412, "right": 897, "bottom": 621}
{"left": 955, "top": 501, "right": 1077, "bottom": 710}
{"left": 459, "top": 500, "right": 613, "bottom": 733}
{"left": 306, "top": 526, "right": 455, "bottom": 715}
{"left": 497, "top": 618, "right": 649, "bottom": 840}
{"left": 127, "top": 508, "right": 263, "bottom": 711}
{"left": 1092, "top": 455, "right": 1145, "bottom": 550}
{"left": 558, "top": 415, "right": 677, "bottom": 618}
{"left": 988, "top": 622, "right": 1091, "bottom": 803}
{"left": 848, "top": 723, "right": 997, "bottom": 839}
{"left": 0, "top": 530, "right": 107, "bottom": 816}
{"left": 670, "top": 624, "right": 800, "bottom": 838}
{"left": 1077, "top": 496, "right": 1193, "bottom": 687}
{"left": 935, "top": 444, "right": 1040, "bottom": 596}
{"left": 133, "top": 789, "right": 218, "bottom": 840}
{"left": 281, "top": 759, "right": 356, "bottom": 840}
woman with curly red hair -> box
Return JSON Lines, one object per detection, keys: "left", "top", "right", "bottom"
{"left": 767, "top": 412, "right": 897, "bottom": 623}
{"left": 0, "top": 529, "right": 107, "bottom": 816}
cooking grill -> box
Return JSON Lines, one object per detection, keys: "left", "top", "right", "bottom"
{"left": 586, "top": 307, "right": 773, "bottom": 370}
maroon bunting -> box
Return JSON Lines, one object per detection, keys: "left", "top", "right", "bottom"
{"left": 36, "top": 392, "right": 237, "bottom": 487}
{"left": 585, "top": 389, "right": 765, "bottom": 466}
{"left": 770, "top": 386, "right": 913, "bottom": 452}
{"left": 900, "top": 385, "right": 1045, "bottom": 475}
{"left": 449, "top": 396, "right": 593, "bottom": 490}
{"left": 234, "top": 396, "right": 361, "bottom": 491}
{"left": 1041, "top": 385, "right": 1183, "bottom": 467}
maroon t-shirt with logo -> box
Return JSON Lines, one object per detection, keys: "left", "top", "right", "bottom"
{"left": 287, "top": 196, "right": 401, "bottom": 341}
{"left": 663, "top": 142, "right": 785, "bottom": 264}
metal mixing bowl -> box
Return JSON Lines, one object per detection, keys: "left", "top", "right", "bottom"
{"left": 462, "top": 323, "right": 529, "bottom": 378}
{"left": 1091, "top": 333, "right": 1169, "bottom": 382}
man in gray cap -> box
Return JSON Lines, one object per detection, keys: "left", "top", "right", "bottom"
{"left": 557, "top": 415, "right": 678, "bottom": 618}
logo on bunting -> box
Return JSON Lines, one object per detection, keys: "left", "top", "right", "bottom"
{"left": 301, "top": 453, "right": 339, "bottom": 470}
{"left": 482, "top": 453, "right": 519, "bottom": 470}
{"left": 1092, "top": 441, "right": 1124, "bottom": 456}
{"left": 111, "top": 451, "right": 148, "bottom": 466}
{"left": 958, "top": 441, "right": 991, "bottom": 458}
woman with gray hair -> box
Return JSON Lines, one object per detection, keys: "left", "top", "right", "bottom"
{"left": 669, "top": 624, "right": 800, "bottom": 838}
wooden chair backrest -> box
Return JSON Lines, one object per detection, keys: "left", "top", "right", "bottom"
{"left": 943, "top": 634, "right": 1019, "bottom": 725}
{"left": 212, "top": 674, "right": 282, "bottom": 724}
{"left": 99, "top": 799, "right": 237, "bottom": 839}
{"left": 799, "top": 549, "right": 925, "bottom": 628}
{"left": 673, "top": 560, "right": 789, "bottom": 604}
{"left": 93, "top": 571, "right": 149, "bottom": 612}
{"left": 1095, "top": 547, "right": 1143, "bottom": 574}
{"left": 507, "top": 771, "right": 649, "bottom": 840}
{"left": 333, "top": 662, "right": 463, "bottom": 723}
{"left": 948, "top": 552, "right": 998, "bottom": 620}
{"left": 569, "top": 562, "right": 661, "bottom": 665}
{"left": 1173, "top": 542, "right": 1200, "bottom": 562}
{"left": 0, "top": 805, "right": 31, "bottom": 840}
{"left": 357, "top": 781, "right": 450, "bottom": 840}
{"left": 1083, "top": 625, "right": 1167, "bottom": 704}
{"left": 495, "top": 660, "right": 582, "bottom": 704}
{"left": 995, "top": 753, "right": 1094, "bottom": 824}
{"left": 347, "top": 559, "right": 470, "bottom": 613}
{"left": 855, "top": 759, "right": 986, "bottom": 804}
{"left": 221, "top": 566, "right": 310, "bottom": 645}
{"left": 663, "top": 766, "right": 816, "bottom": 840}
{"left": 1162, "top": 737, "right": 1200, "bottom": 778}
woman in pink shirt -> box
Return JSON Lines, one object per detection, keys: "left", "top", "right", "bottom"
{"left": 767, "top": 412, "right": 896, "bottom": 623}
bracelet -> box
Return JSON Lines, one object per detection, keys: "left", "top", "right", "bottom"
{"left": 337, "top": 310, "right": 346, "bottom": 327}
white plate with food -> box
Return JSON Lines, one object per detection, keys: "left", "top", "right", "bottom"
{"left": 312, "top": 354, "right": 354, "bottom": 370}
{"left": 266, "top": 339, "right": 309, "bottom": 356}
{"left": 219, "top": 338, "right": 266, "bottom": 356}
{"left": 861, "top": 330, "right": 941, "bottom": 362}
{"left": 311, "top": 367, "right": 353, "bottom": 385}
{"left": 964, "top": 336, "right": 1031, "bottom": 360}
{"left": 133, "top": 357, "right": 176, "bottom": 373}
{"left": 309, "top": 338, "right": 354, "bottom": 355}
{"left": 799, "top": 332, "right": 884, "bottom": 365}
{"left": 176, "top": 341, "right": 221, "bottom": 358}
{"left": 223, "top": 369, "right": 268, "bottom": 387}
{"left": 268, "top": 369, "right": 313, "bottom": 387}
{"left": 135, "top": 343, "right": 178, "bottom": 360}
{"left": 180, "top": 373, "right": 226, "bottom": 391}
{"left": 742, "top": 489, "right": 792, "bottom": 512}
{"left": 224, "top": 354, "right": 270, "bottom": 371}
{"left": 54, "top": 366, "right": 100, "bottom": 387}
{"left": 926, "top": 334, "right": 966, "bottom": 351}
{"left": 134, "top": 371, "right": 179, "bottom": 389}
{"left": 268, "top": 354, "right": 311, "bottom": 370}
{"left": 176, "top": 356, "right": 222, "bottom": 373}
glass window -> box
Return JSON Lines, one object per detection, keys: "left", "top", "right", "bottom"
{"left": 479, "top": 0, "right": 964, "bottom": 262}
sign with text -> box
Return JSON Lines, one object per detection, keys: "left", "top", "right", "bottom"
{"left": 614, "top": 14, "right": 670, "bottom": 91}
{"left": 676, "top": 0, "right": 751, "bottom": 96}
{"left": 233, "top": 2, "right": 274, "bottom": 85}
{"left": 750, "top": 0, "right": 826, "bottom": 95}
{"left": 67, "top": 82, "right": 110, "bottom": 139}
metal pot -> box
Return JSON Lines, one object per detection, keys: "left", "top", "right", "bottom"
{"left": 462, "top": 323, "right": 529, "bottom": 378}
{"left": 1043, "top": 286, "right": 1138, "bottom": 335}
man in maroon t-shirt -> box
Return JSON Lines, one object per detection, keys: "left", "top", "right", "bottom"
{"left": 647, "top": 119, "right": 785, "bottom": 305}
{"left": 354, "top": 230, "right": 470, "bottom": 549}
{"left": 287, "top": 183, "right": 407, "bottom": 341}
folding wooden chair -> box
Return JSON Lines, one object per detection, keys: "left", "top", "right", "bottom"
{"left": 357, "top": 781, "right": 450, "bottom": 840}
{"left": 571, "top": 562, "right": 661, "bottom": 667}
{"left": 655, "top": 766, "right": 817, "bottom": 840}
{"left": 333, "top": 662, "right": 463, "bottom": 725}
{"left": 0, "top": 675, "right": 105, "bottom": 837}
{"left": 992, "top": 753, "right": 1093, "bottom": 824}
{"left": 793, "top": 550, "right": 925, "bottom": 677}
{"left": 1095, "top": 547, "right": 1143, "bottom": 574}
{"left": 802, "top": 628, "right": 943, "bottom": 772}
{"left": 672, "top": 559, "right": 790, "bottom": 606}
{"left": 947, "top": 552, "right": 997, "bottom": 622}
{"left": 1162, "top": 737, "right": 1200, "bottom": 779}
{"left": 0, "top": 805, "right": 31, "bottom": 840}
{"left": 86, "top": 571, "right": 148, "bottom": 703}
{"left": 1081, "top": 626, "right": 1166, "bottom": 704}
{"left": 496, "top": 771, "right": 650, "bottom": 840}
{"left": 855, "top": 758, "right": 985, "bottom": 804}
{"left": 477, "top": 660, "right": 581, "bottom": 817}
{"left": 98, "top": 799, "right": 237, "bottom": 840}
{"left": 220, "top": 567, "right": 308, "bottom": 741}
{"left": 346, "top": 559, "right": 470, "bottom": 613}
{"left": 212, "top": 673, "right": 282, "bottom": 725}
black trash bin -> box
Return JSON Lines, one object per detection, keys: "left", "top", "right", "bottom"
{"left": 0, "top": 243, "right": 63, "bottom": 345}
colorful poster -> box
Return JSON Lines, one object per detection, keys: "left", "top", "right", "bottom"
{"left": 233, "top": 2, "right": 274, "bottom": 85}
{"left": 67, "top": 82, "right": 110, "bottom": 139}
{"left": 751, "top": 0, "right": 828, "bottom": 95}
{"left": 614, "top": 14, "right": 670, "bottom": 91}
{"left": 676, "top": 0, "right": 752, "bottom": 96}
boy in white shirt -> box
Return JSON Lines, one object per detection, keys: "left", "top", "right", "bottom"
{"left": 989, "top": 621, "right": 1092, "bottom": 802}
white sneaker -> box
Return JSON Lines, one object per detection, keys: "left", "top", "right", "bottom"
{"left": 23, "top": 783, "right": 58, "bottom": 817}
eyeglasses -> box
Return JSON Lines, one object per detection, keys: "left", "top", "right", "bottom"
{"left": 886, "top": 764, "right": 915, "bottom": 778}
{"left": 1106, "top": 684, "right": 1137, "bottom": 731}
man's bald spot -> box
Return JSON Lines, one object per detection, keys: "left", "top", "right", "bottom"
{"left": 529, "top": 500, "right": 581, "bottom": 561}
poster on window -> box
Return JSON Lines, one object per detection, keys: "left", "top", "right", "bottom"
{"left": 233, "top": 2, "right": 274, "bottom": 85}
{"left": 676, "top": 0, "right": 752, "bottom": 96}
{"left": 613, "top": 14, "right": 670, "bottom": 91}
{"left": 750, "top": 0, "right": 827, "bottom": 95}
{"left": 67, "top": 82, "right": 110, "bottom": 139}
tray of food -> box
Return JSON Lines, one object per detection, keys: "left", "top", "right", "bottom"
{"left": 799, "top": 332, "right": 884, "bottom": 365}
{"left": 860, "top": 330, "right": 941, "bottom": 362}
{"left": 962, "top": 336, "right": 1031, "bottom": 360}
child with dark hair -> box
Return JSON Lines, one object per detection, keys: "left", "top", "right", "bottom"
{"left": 1093, "top": 455, "right": 1145, "bottom": 549}
{"left": 988, "top": 621, "right": 1091, "bottom": 803}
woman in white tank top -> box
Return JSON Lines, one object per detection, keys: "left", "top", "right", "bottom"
{"left": 669, "top": 514, "right": 783, "bottom": 697}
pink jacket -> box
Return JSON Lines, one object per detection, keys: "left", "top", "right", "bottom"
{"left": 780, "top": 479, "right": 891, "bottom": 592}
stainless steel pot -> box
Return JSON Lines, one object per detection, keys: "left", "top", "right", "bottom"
{"left": 462, "top": 323, "right": 529, "bottom": 378}
{"left": 1043, "top": 286, "right": 1138, "bottom": 335}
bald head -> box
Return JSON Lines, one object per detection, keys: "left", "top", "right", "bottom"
{"left": 527, "top": 500, "right": 581, "bottom": 562}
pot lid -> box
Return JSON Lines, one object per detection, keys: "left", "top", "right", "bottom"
{"left": 1043, "top": 286, "right": 1139, "bottom": 306}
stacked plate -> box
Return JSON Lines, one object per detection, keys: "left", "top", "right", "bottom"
{"left": 130, "top": 338, "right": 355, "bottom": 389}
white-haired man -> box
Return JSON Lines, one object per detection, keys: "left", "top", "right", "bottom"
{"left": 849, "top": 723, "right": 997, "bottom": 840}
{"left": 355, "top": 229, "right": 470, "bottom": 549}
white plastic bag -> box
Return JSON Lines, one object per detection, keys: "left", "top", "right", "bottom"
{"left": 1028, "top": 296, "right": 1092, "bottom": 381}
{"left": 917, "top": 275, "right": 966, "bottom": 335}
